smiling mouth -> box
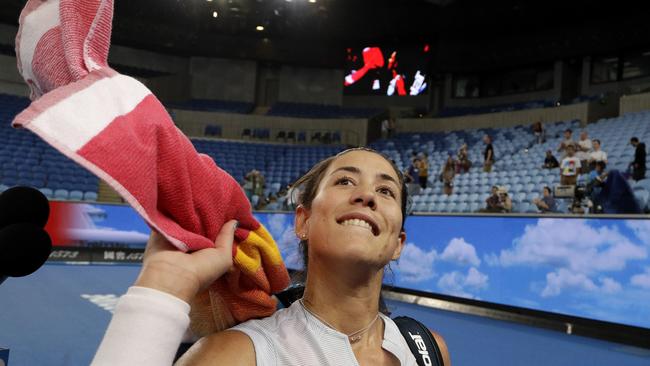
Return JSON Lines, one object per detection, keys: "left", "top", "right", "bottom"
{"left": 337, "top": 218, "right": 379, "bottom": 236}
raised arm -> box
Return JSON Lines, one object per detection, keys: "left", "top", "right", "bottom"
{"left": 92, "top": 221, "right": 241, "bottom": 365}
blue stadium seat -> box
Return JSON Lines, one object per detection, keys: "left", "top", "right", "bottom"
{"left": 69, "top": 190, "right": 84, "bottom": 201}
{"left": 78, "top": 191, "right": 95, "bottom": 201}
{"left": 54, "top": 189, "right": 69, "bottom": 200}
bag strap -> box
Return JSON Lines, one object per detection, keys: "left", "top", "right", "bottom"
{"left": 393, "top": 316, "right": 444, "bottom": 366}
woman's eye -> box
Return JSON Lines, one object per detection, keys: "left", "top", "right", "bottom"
{"left": 335, "top": 177, "right": 354, "bottom": 185}
{"left": 378, "top": 187, "right": 395, "bottom": 197}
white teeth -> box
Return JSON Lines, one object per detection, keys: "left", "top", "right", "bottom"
{"left": 341, "top": 219, "right": 373, "bottom": 232}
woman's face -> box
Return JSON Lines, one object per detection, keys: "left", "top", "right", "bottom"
{"left": 295, "top": 151, "right": 406, "bottom": 269}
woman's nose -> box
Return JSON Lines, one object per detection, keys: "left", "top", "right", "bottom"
{"left": 351, "top": 186, "right": 376, "bottom": 209}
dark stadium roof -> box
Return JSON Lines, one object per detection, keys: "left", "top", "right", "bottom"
{"left": 0, "top": 0, "right": 648, "bottom": 69}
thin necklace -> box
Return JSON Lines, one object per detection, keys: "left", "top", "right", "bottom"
{"left": 298, "top": 298, "right": 380, "bottom": 343}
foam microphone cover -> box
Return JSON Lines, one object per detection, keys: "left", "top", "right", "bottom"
{"left": 0, "top": 223, "right": 52, "bottom": 277}
{"left": 0, "top": 186, "right": 50, "bottom": 228}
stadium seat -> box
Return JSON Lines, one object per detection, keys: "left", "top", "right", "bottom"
{"left": 69, "top": 190, "right": 84, "bottom": 201}
{"left": 83, "top": 192, "right": 98, "bottom": 201}
{"left": 54, "top": 189, "right": 69, "bottom": 200}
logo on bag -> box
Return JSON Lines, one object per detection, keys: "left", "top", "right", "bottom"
{"left": 408, "top": 332, "right": 433, "bottom": 366}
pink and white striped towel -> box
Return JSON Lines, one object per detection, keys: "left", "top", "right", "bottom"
{"left": 13, "top": 0, "right": 290, "bottom": 335}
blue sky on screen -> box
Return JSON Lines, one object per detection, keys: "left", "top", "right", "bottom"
{"left": 255, "top": 212, "right": 650, "bottom": 329}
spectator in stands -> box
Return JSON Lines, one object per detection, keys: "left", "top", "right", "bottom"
{"left": 531, "top": 121, "right": 545, "bottom": 144}
{"left": 381, "top": 118, "right": 389, "bottom": 139}
{"left": 542, "top": 150, "right": 559, "bottom": 169}
{"left": 405, "top": 159, "right": 420, "bottom": 195}
{"left": 532, "top": 186, "right": 556, "bottom": 213}
{"left": 576, "top": 131, "right": 592, "bottom": 173}
{"left": 242, "top": 175, "right": 254, "bottom": 200}
{"left": 244, "top": 169, "right": 266, "bottom": 198}
{"left": 560, "top": 145, "right": 581, "bottom": 185}
{"left": 588, "top": 139, "right": 608, "bottom": 171}
{"left": 481, "top": 186, "right": 501, "bottom": 213}
{"left": 388, "top": 117, "right": 397, "bottom": 138}
{"left": 587, "top": 161, "right": 608, "bottom": 205}
{"left": 629, "top": 137, "right": 647, "bottom": 181}
{"left": 483, "top": 135, "right": 494, "bottom": 172}
{"left": 557, "top": 129, "right": 575, "bottom": 158}
{"left": 456, "top": 144, "right": 472, "bottom": 173}
{"left": 415, "top": 153, "right": 429, "bottom": 189}
{"left": 497, "top": 187, "right": 512, "bottom": 213}
{"left": 441, "top": 155, "right": 455, "bottom": 195}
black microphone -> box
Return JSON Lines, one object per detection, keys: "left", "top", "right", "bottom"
{"left": 0, "top": 187, "right": 52, "bottom": 285}
{"left": 0, "top": 223, "right": 52, "bottom": 285}
{"left": 0, "top": 186, "right": 50, "bottom": 228}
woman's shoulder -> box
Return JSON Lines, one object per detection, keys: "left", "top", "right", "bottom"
{"left": 175, "top": 330, "right": 255, "bottom": 366}
{"left": 176, "top": 306, "right": 299, "bottom": 366}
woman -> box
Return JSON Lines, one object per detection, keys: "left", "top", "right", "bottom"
{"left": 441, "top": 156, "right": 456, "bottom": 196}
{"left": 455, "top": 144, "right": 471, "bottom": 174}
{"left": 92, "top": 148, "right": 451, "bottom": 365}
{"left": 415, "top": 155, "right": 429, "bottom": 189}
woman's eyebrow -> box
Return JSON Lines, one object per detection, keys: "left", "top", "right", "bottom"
{"left": 330, "top": 166, "right": 399, "bottom": 187}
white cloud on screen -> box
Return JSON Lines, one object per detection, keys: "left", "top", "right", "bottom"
{"left": 630, "top": 267, "right": 650, "bottom": 289}
{"left": 489, "top": 219, "right": 646, "bottom": 274}
{"left": 396, "top": 243, "right": 437, "bottom": 282}
{"left": 437, "top": 267, "right": 488, "bottom": 298}
{"left": 265, "top": 214, "right": 302, "bottom": 269}
{"left": 600, "top": 277, "right": 623, "bottom": 294}
{"left": 541, "top": 269, "right": 622, "bottom": 297}
{"left": 625, "top": 220, "right": 650, "bottom": 246}
{"left": 440, "top": 237, "right": 481, "bottom": 266}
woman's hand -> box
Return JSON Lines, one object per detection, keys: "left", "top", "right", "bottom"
{"left": 134, "top": 220, "right": 238, "bottom": 303}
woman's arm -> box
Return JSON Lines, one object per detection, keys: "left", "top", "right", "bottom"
{"left": 429, "top": 330, "right": 451, "bottom": 366}
{"left": 92, "top": 221, "right": 238, "bottom": 365}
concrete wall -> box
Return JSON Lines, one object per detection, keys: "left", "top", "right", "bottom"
{"left": 0, "top": 24, "right": 16, "bottom": 45}
{"left": 0, "top": 55, "right": 28, "bottom": 96}
{"left": 108, "top": 45, "right": 187, "bottom": 74}
{"left": 342, "top": 94, "right": 430, "bottom": 109}
{"left": 278, "top": 66, "right": 343, "bottom": 105}
{"left": 619, "top": 92, "right": 650, "bottom": 115}
{"left": 396, "top": 100, "right": 617, "bottom": 134}
{"left": 443, "top": 61, "right": 563, "bottom": 108}
{"left": 172, "top": 109, "right": 367, "bottom": 146}
{"left": 189, "top": 57, "right": 257, "bottom": 102}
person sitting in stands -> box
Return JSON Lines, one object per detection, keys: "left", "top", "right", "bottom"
{"left": 557, "top": 129, "right": 575, "bottom": 159}
{"left": 532, "top": 186, "right": 556, "bottom": 213}
{"left": 481, "top": 186, "right": 501, "bottom": 213}
{"left": 531, "top": 121, "right": 545, "bottom": 144}
{"left": 497, "top": 186, "right": 512, "bottom": 213}
{"left": 560, "top": 145, "right": 581, "bottom": 186}
{"left": 587, "top": 139, "right": 608, "bottom": 172}
{"left": 542, "top": 150, "right": 559, "bottom": 169}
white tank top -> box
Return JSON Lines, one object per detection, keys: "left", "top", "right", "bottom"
{"left": 232, "top": 300, "right": 418, "bottom": 366}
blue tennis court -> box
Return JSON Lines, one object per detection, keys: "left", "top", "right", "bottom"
{"left": 1, "top": 264, "right": 649, "bottom": 365}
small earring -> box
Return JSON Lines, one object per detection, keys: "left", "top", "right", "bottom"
{"left": 301, "top": 233, "right": 307, "bottom": 239}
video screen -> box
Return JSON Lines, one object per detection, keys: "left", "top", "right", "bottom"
{"left": 343, "top": 44, "right": 431, "bottom": 96}
{"left": 46, "top": 202, "right": 650, "bottom": 330}
{"left": 256, "top": 212, "right": 650, "bottom": 330}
